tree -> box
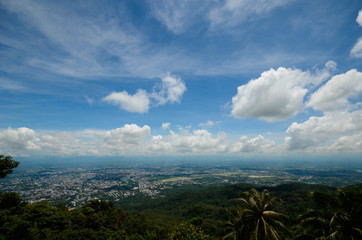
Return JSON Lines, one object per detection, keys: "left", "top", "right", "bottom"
{"left": 170, "top": 222, "right": 210, "bottom": 240}
{"left": 0, "top": 155, "right": 19, "bottom": 178}
{"left": 328, "top": 189, "right": 362, "bottom": 239}
{"left": 224, "top": 189, "right": 288, "bottom": 240}
{"left": 298, "top": 189, "right": 362, "bottom": 240}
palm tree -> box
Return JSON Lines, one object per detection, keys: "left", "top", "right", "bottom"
{"left": 328, "top": 210, "right": 362, "bottom": 239}
{"left": 298, "top": 189, "right": 362, "bottom": 240}
{"left": 327, "top": 189, "right": 362, "bottom": 240}
{"left": 298, "top": 209, "right": 330, "bottom": 240}
{"left": 224, "top": 189, "right": 288, "bottom": 240}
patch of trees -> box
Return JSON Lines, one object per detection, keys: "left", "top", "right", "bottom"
{"left": 0, "top": 155, "right": 19, "bottom": 179}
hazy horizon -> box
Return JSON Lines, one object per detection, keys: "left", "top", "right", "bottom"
{"left": 13, "top": 155, "right": 362, "bottom": 169}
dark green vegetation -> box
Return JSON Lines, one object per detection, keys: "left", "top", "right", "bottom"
{"left": 224, "top": 189, "right": 289, "bottom": 240}
{"left": 0, "top": 157, "right": 361, "bottom": 239}
{"left": 1, "top": 183, "right": 361, "bottom": 239}
{"left": 0, "top": 155, "right": 19, "bottom": 179}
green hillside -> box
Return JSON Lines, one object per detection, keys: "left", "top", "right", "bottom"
{"left": 1, "top": 182, "right": 361, "bottom": 239}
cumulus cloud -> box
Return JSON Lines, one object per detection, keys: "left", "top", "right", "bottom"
{"left": 328, "top": 132, "right": 362, "bottom": 152}
{"left": 357, "top": 9, "right": 362, "bottom": 26}
{"left": 307, "top": 69, "right": 362, "bottom": 112}
{"left": 162, "top": 122, "right": 171, "bottom": 129}
{"left": 0, "top": 127, "right": 40, "bottom": 154}
{"left": 350, "top": 10, "right": 362, "bottom": 58}
{"left": 229, "top": 64, "right": 362, "bottom": 153}
{"left": 147, "top": 129, "right": 229, "bottom": 154}
{"left": 0, "top": 124, "right": 153, "bottom": 156}
{"left": 151, "top": 73, "right": 187, "bottom": 105}
{"left": 324, "top": 60, "right": 337, "bottom": 71}
{"left": 39, "top": 131, "right": 87, "bottom": 156}
{"left": 231, "top": 65, "right": 333, "bottom": 122}
{"left": 42, "top": 124, "right": 151, "bottom": 156}
{"left": 285, "top": 111, "right": 362, "bottom": 150}
{"left": 284, "top": 68, "right": 362, "bottom": 152}
{"left": 102, "top": 90, "right": 150, "bottom": 113}
{"left": 2, "top": 120, "right": 362, "bottom": 156}
{"left": 103, "top": 124, "right": 151, "bottom": 154}
{"left": 350, "top": 38, "right": 362, "bottom": 58}
{"left": 198, "top": 120, "right": 219, "bottom": 128}
{"left": 230, "top": 135, "right": 277, "bottom": 153}
{"left": 103, "top": 73, "right": 186, "bottom": 113}
{"left": 105, "top": 124, "right": 151, "bottom": 145}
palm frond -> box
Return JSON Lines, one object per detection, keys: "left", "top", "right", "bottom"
{"left": 263, "top": 210, "right": 288, "bottom": 220}
{"left": 222, "top": 231, "right": 237, "bottom": 240}
{"left": 227, "top": 188, "right": 288, "bottom": 240}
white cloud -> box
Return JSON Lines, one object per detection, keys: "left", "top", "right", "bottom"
{"left": 350, "top": 37, "right": 362, "bottom": 58}
{"left": 0, "top": 124, "right": 152, "bottom": 156}
{"left": 0, "top": 0, "right": 336, "bottom": 87}
{"left": 209, "top": 0, "right": 291, "bottom": 29}
{"left": 350, "top": 10, "right": 362, "bottom": 58}
{"left": 102, "top": 90, "right": 150, "bottom": 113}
{"left": 147, "top": 0, "right": 292, "bottom": 33}
{"left": 328, "top": 132, "right": 362, "bottom": 153}
{"left": 307, "top": 69, "right": 362, "bottom": 112}
{"left": 39, "top": 131, "right": 88, "bottom": 156}
{"left": 103, "top": 73, "right": 186, "bottom": 113}
{"left": 0, "top": 127, "right": 40, "bottom": 155}
{"left": 147, "top": 129, "right": 229, "bottom": 154}
{"left": 231, "top": 65, "right": 332, "bottom": 122}
{"left": 106, "top": 124, "right": 151, "bottom": 144}
{"left": 103, "top": 124, "right": 151, "bottom": 154}
{"left": 2, "top": 120, "right": 362, "bottom": 156}
{"left": 0, "top": 0, "right": 145, "bottom": 78}
{"left": 324, "top": 60, "right": 337, "bottom": 71}
{"left": 84, "top": 95, "right": 94, "bottom": 106}
{"left": 147, "top": 0, "right": 206, "bottom": 34}
{"left": 285, "top": 111, "right": 362, "bottom": 150}
{"left": 356, "top": 9, "right": 362, "bottom": 26}
{"left": 151, "top": 73, "right": 187, "bottom": 105}
{"left": 162, "top": 122, "right": 171, "bottom": 129}
{"left": 40, "top": 124, "right": 151, "bottom": 156}
{"left": 284, "top": 68, "right": 362, "bottom": 152}
{"left": 0, "top": 78, "right": 27, "bottom": 91}
{"left": 198, "top": 120, "right": 219, "bottom": 128}
{"left": 230, "top": 135, "right": 277, "bottom": 153}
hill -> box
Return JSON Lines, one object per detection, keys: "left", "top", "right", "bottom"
{"left": 0, "top": 182, "right": 361, "bottom": 239}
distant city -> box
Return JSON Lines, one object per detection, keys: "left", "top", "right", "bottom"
{"left": 1, "top": 158, "right": 361, "bottom": 208}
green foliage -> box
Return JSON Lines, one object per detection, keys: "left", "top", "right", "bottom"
{"left": 225, "top": 189, "right": 289, "bottom": 240}
{"left": 0, "top": 192, "right": 23, "bottom": 211}
{"left": 0, "top": 179, "right": 361, "bottom": 240}
{"left": 170, "top": 222, "right": 211, "bottom": 240}
{"left": 298, "top": 188, "right": 362, "bottom": 240}
{"left": 0, "top": 155, "right": 19, "bottom": 178}
{"left": 0, "top": 197, "right": 168, "bottom": 240}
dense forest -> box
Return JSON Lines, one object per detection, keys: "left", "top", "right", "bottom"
{"left": 0, "top": 155, "right": 361, "bottom": 240}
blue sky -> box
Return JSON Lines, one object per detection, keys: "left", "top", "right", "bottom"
{"left": 1, "top": 0, "right": 362, "bottom": 157}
